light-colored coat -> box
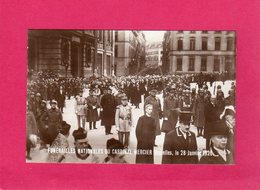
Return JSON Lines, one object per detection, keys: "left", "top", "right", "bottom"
{"left": 115, "top": 104, "right": 133, "bottom": 132}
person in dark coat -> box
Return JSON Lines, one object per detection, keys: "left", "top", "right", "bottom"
{"left": 204, "top": 91, "right": 219, "bottom": 150}
{"left": 55, "top": 86, "right": 66, "bottom": 113}
{"left": 135, "top": 104, "right": 156, "bottom": 164}
{"left": 144, "top": 88, "right": 162, "bottom": 138}
{"left": 40, "top": 100, "right": 63, "bottom": 145}
{"left": 220, "top": 105, "right": 235, "bottom": 154}
{"left": 26, "top": 104, "right": 38, "bottom": 160}
{"left": 162, "top": 111, "right": 198, "bottom": 164}
{"left": 215, "top": 89, "right": 225, "bottom": 117}
{"left": 161, "top": 87, "right": 179, "bottom": 133}
{"left": 100, "top": 87, "right": 117, "bottom": 135}
{"left": 86, "top": 89, "right": 99, "bottom": 130}
{"left": 200, "top": 120, "right": 233, "bottom": 164}
{"left": 194, "top": 88, "right": 206, "bottom": 137}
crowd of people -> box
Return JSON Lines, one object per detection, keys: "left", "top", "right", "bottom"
{"left": 26, "top": 70, "right": 236, "bottom": 164}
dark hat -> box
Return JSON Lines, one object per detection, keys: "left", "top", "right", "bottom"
{"left": 217, "top": 85, "right": 222, "bottom": 89}
{"left": 169, "top": 87, "right": 176, "bottom": 93}
{"left": 79, "top": 89, "right": 83, "bottom": 93}
{"left": 106, "top": 138, "right": 124, "bottom": 151}
{"left": 207, "top": 120, "right": 229, "bottom": 137}
{"left": 150, "top": 87, "right": 157, "bottom": 92}
{"left": 60, "top": 121, "right": 71, "bottom": 136}
{"left": 179, "top": 111, "right": 193, "bottom": 123}
{"left": 72, "top": 128, "right": 87, "bottom": 140}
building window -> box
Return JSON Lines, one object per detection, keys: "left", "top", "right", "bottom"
{"left": 202, "top": 31, "right": 208, "bottom": 33}
{"left": 115, "top": 31, "right": 118, "bottom": 41}
{"left": 107, "top": 31, "right": 110, "bottom": 42}
{"left": 115, "top": 45, "right": 118, "bottom": 57}
{"left": 202, "top": 37, "right": 208, "bottom": 50}
{"left": 215, "top": 31, "right": 222, "bottom": 34}
{"left": 189, "top": 57, "right": 195, "bottom": 71}
{"left": 225, "top": 56, "right": 232, "bottom": 72}
{"left": 177, "top": 57, "right": 182, "bottom": 71}
{"left": 215, "top": 37, "right": 221, "bottom": 50}
{"left": 190, "top": 31, "right": 196, "bottom": 33}
{"left": 214, "top": 57, "right": 220, "bottom": 72}
{"left": 106, "top": 55, "right": 111, "bottom": 75}
{"left": 227, "top": 37, "right": 234, "bottom": 51}
{"left": 177, "top": 38, "right": 183, "bottom": 50}
{"left": 177, "top": 31, "right": 183, "bottom": 33}
{"left": 201, "top": 57, "right": 207, "bottom": 71}
{"left": 98, "top": 30, "right": 103, "bottom": 41}
{"left": 190, "top": 38, "right": 195, "bottom": 50}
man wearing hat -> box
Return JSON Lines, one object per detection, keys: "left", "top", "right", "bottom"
{"left": 100, "top": 87, "right": 117, "bottom": 135}
{"left": 115, "top": 95, "right": 133, "bottom": 149}
{"left": 64, "top": 128, "right": 99, "bottom": 163}
{"left": 40, "top": 100, "right": 63, "bottom": 145}
{"left": 162, "top": 86, "right": 179, "bottom": 133}
{"left": 194, "top": 88, "right": 206, "bottom": 137}
{"left": 144, "top": 88, "right": 162, "bottom": 139}
{"left": 179, "top": 89, "right": 193, "bottom": 112}
{"left": 37, "top": 100, "right": 48, "bottom": 149}
{"left": 220, "top": 105, "right": 235, "bottom": 153}
{"left": 200, "top": 120, "right": 233, "bottom": 164}
{"left": 162, "top": 111, "right": 198, "bottom": 164}
{"left": 86, "top": 89, "right": 100, "bottom": 130}
{"left": 104, "top": 138, "right": 127, "bottom": 163}
{"left": 75, "top": 90, "right": 86, "bottom": 129}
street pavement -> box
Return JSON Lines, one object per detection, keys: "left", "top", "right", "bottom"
{"left": 28, "top": 80, "right": 234, "bottom": 164}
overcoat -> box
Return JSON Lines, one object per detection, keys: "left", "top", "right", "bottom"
{"left": 200, "top": 147, "right": 233, "bottom": 164}
{"left": 162, "top": 127, "right": 198, "bottom": 164}
{"left": 100, "top": 94, "right": 116, "bottom": 126}
{"left": 135, "top": 115, "right": 156, "bottom": 164}
{"left": 86, "top": 95, "right": 99, "bottom": 122}
{"left": 144, "top": 95, "right": 162, "bottom": 136}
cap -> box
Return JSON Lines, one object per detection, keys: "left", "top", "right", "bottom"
{"left": 72, "top": 128, "right": 87, "bottom": 140}
{"left": 198, "top": 88, "right": 204, "bottom": 93}
{"left": 106, "top": 138, "right": 124, "bottom": 151}
{"left": 41, "top": 100, "right": 47, "bottom": 104}
{"left": 150, "top": 88, "right": 157, "bottom": 92}
{"left": 179, "top": 111, "right": 193, "bottom": 123}
{"left": 51, "top": 100, "right": 57, "bottom": 104}
{"left": 220, "top": 105, "right": 235, "bottom": 119}
{"left": 207, "top": 120, "right": 229, "bottom": 137}
{"left": 60, "top": 121, "right": 71, "bottom": 136}
{"left": 36, "top": 93, "right": 41, "bottom": 97}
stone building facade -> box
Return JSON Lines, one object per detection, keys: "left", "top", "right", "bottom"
{"left": 114, "top": 30, "right": 146, "bottom": 76}
{"left": 162, "top": 31, "right": 236, "bottom": 75}
{"left": 28, "top": 30, "right": 114, "bottom": 78}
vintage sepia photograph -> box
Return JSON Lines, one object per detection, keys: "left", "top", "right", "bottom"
{"left": 26, "top": 30, "right": 236, "bottom": 164}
